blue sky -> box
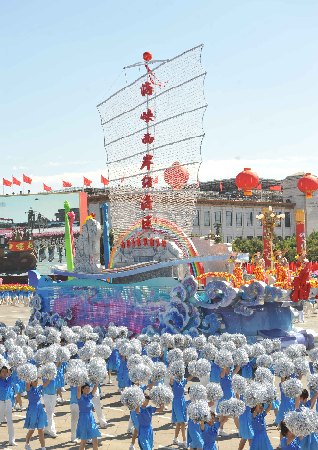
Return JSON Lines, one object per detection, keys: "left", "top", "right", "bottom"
{"left": 1, "top": 0, "right": 317, "bottom": 192}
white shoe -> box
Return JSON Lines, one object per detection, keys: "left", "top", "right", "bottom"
{"left": 218, "top": 429, "right": 228, "bottom": 436}
{"left": 44, "top": 431, "right": 57, "bottom": 438}
{"left": 127, "top": 427, "right": 134, "bottom": 434}
{"left": 87, "top": 439, "right": 92, "bottom": 444}
{"left": 173, "top": 438, "right": 180, "bottom": 445}
{"left": 129, "top": 445, "right": 135, "bottom": 450}
{"left": 100, "top": 419, "right": 108, "bottom": 428}
{"left": 9, "top": 442, "right": 18, "bottom": 447}
{"left": 71, "top": 438, "right": 79, "bottom": 443}
{"left": 61, "top": 387, "right": 66, "bottom": 392}
{"left": 180, "top": 443, "right": 187, "bottom": 449}
{"left": 25, "top": 445, "right": 32, "bottom": 450}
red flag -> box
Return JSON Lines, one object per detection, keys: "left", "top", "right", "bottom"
{"left": 62, "top": 180, "right": 72, "bottom": 188}
{"left": 219, "top": 181, "right": 223, "bottom": 192}
{"left": 23, "top": 174, "right": 32, "bottom": 184}
{"left": 270, "top": 185, "right": 282, "bottom": 191}
{"left": 3, "top": 178, "right": 12, "bottom": 187}
{"left": 43, "top": 183, "right": 52, "bottom": 192}
{"left": 101, "top": 175, "right": 109, "bottom": 186}
{"left": 83, "top": 177, "right": 92, "bottom": 187}
{"left": 12, "top": 177, "right": 21, "bottom": 186}
{"left": 256, "top": 183, "right": 262, "bottom": 190}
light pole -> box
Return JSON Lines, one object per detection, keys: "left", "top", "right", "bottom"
{"left": 256, "top": 206, "right": 285, "bottom": 269}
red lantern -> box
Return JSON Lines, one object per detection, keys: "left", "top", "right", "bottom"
{"left": 132, "top": 239, "right": 135, "bottom": 247}
{"left": 149, "top": 238, "right": 154, "bottom": 246}
{"left": 143, "top": 51, "right": 152, "bottom": 62}
{"left": 137, "top": 238, "right": 141, "bottom": 247}
{"left": 126, "top": 239, "right": 131, "bottom": 248}
{"left": 120, "top": 241, "right": 125, "bottom": 249}
{"left": 164, "top": 161, "right": 190, "bottom": 190}
{"left": 143, "top": 238, "right": 148, "bottom": 246}
{"left": 162, "top": 240, "right": 167, "bottom": 248}
{"left": 297, "top": 173, "right": 318, "bottom": 199}
{"left": 235, "top": 168, "right": 259, "bottom": 196}
{"left": 156, "top": 238, "right": 160, "bottom": 247}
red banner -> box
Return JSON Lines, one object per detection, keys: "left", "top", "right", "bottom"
{"left": 263, "top": 221, "right": 271, "bottom": 268}
{"left": 295, "top": 210, "right": 306, "bottom": 255}
{"left": 8, "top": 241, "right": 34, "bottom": 252}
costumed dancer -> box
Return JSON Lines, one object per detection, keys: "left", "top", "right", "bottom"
{"left": 217, "top": 367, "right": 238, "bottom": 435}
{"left": 250, "top": 403, "right": 273, "bottom": 450}
{"left": 171, "top": 375, "right": 192, "bottom": 447}
{"left": 0, "top": 365, "right": 16, "bottom": 446}
{"left": 76, "top": 384, "right": 101, "bottom": 450}
{"left": 233, "top": 260, "right": 244, "bottom": 288}
{"left": 128, "top": 409, "right": 139, "bottom": 450}
{"left": 275, "top": 378, "right": 295, "bottom": 427}
{"left": 135, "top": 395, "right": 164, "bottom": 450}
{"left": 117, "top": 356, "right": 131, "bottom": 392}
{"left": 56, "top": 361, "right": 67, "bottom": 404}
{"left": 107, "top": 346, "right": 120, "bottom": 384}
{"left": 238, "top": 401, "right": 254, "bottom": 450}
{"left": 70, "top": 385, "right": 79, "bottom": 443}
{"left": 24, "top": 379, "right": 48, "bottom": 450}
{"left": 253, "top": 252, "right": 266, "bottom": 282}
{"left": 295, "top": 390, "right": 318, "bottom": 450}
{"left": 42, "top": 375, "right": 57, "bottom": 437}
{"left": 92, "top": 385, "right": 108, "bottom": 428}
{"left": 200, "top": 412, "right": 224, "bottom": 450}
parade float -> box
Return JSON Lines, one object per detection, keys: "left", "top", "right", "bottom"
{"left": 28, "top": 46, "right": 315, "bottom": 348}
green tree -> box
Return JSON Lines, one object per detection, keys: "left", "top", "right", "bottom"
{"left": 232, "top": 237, "right": 263, "bottom": 255}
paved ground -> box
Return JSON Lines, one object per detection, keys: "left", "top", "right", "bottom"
{"left": 0, "top": 302, "right": 318, "bottom": 450}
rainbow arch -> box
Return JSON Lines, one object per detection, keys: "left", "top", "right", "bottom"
{"left": 109, "top": 217, "right": 204, "bottom": 277}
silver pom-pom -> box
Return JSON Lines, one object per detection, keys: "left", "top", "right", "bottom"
{"left": 285, "top": 344, "right": 307, "bottom": 360}
{"left": 271, "top": 339, "right": 281, "bottom": 352}
{"left": 309, "top": 348, "right": 318, "bottom": 362}
{"left": 261, "top": 339, "right": 274, "bottom": 354}
{"left": 187, "top": 400, "right": 211, "bottom": 423}
{"left": 95, "top": 345, "right": 112, "bottom": 360}
{"left": 183, "top": 348, "right": 198, "bottom": 365}
{"left": 16, "top": 336, "right": 27, "bottom": 347}
{"left": 39, "top": 362, "right": 57, "bottom": 381}
{"left": 129, "top": 363, "right": 152, "bottom": 385}
{"left": 0, "top": 344, "right": 5, "bottom": 355}
{"left": 160, "top": 333, "right": 174, "bottom": 349}
{"left": 215, "top": 350, "right": 233, "bottom": 369}
{"left": 192, "top": 335, "right": 207, "bottom": 351}
{"left": 272, "top": 351, "right": 286, "bottom": 362}
{"left": 56, "top": 346, "right": 71, "bottom": 364}
{"left": 88, "top": 357, "right": 107, "bottom": 384}
{"left": 141, "top": 355, "right": 155, "bottom": 371}
{"left": 281, "top": 378, "right": 303, "bottom": 398}
{"left": 22, "top": 346, "right": 34, "bottom": 360}
{"left": 65, "top": 360, "right": 88, "bottom": 386}
{"left": 208, "top": 335, "right": 221, "bottom": 348}
{"left": 244, "top": 381, "right": 266, "bottom": 407}
{"left": 8, "top": 347, "right": 27, "bottom": 368}
{"left": 102, "top": 337, "right": 114, "bottom": 350}
{"left": 206, "top": 382, "right": 223, "bottom": 402}
{"left": 146, "top": 342, "right": 162, "bottom": 359}
{"left": 150, "top": 385, "right": 173, "bottom": 406}
{"left": 230, "top": 334, "right": 247, "bottom": 348}
{"left": 202, "top": 343, "right": 217, "bottom": 361}
{"left": 28, "top": 339, "right": 38, "bottom": 351}
{"left": 233, "top": 349, "right": 249, "bottom": 367}
{"left": 167, "top": 348, "right": 183, "bottom": 364}
{"left": 17, "top": 363, "right": 37, "bottom": 383}
{"left": 308, "top": 374, "right": 318, "bottom": 392}
{"left": 168, "top": 360, "right": 185, "bottom": 381}
{"left": 273, "top": 357, "right": 295, "bottom": 378}
{"left": 137, "top": 334, "right": 151, "bottom": 347}
{"left": 285, "top": 408, "right": 318, "bottom": 436}
{"left": 78, "top": 341, "right": 96, "bottom": 361}
{"left": 121, "top": 386, "right": 145, "bottom": 410}
{"left": 45, "top": 327, "right": 61, "bottom": 344}
{"left": 293, "top": 357, "right": 310, "bottom": 377}
{"left": 107, "top": 325, "right": 119, "bottom": 339}
{"left": 263, "top": 383, "right": 277, "bottom": 404}
{"left": 250, "top": 343, "right": 265, "bottom": 358}
{"left": 254, "top": 367, "right": 274, "bottom": 384}
{"left": 256, "top": 354, "right": 273, "bottom": 368}
{"left": 4, "top": 338, "right": 16, "bottom": 352}
{"left": 188, "top": 359, "right": 211, "bottom": 378}
{"left": 232, "top": 375, "right": 247, "bottom": 395}
{"left": 189, "top": 384, "right": 207, "bottom": 401}
{"left": 152, "top": 362, "right": 167, "bottom": 383}
{"left": 173, "top": 334, "right": 186, "bottom": 349}
{"left": 222, "top": 341, "right": 236, "bottom": 354}
{"left": 67, "top": 343, "right": 78, "bottom": 356}
{"left": 127, "top": 354, "right": 143, "bottom": 370}
{"left": 218, "top": 398, "right": 245, "bottom": 417}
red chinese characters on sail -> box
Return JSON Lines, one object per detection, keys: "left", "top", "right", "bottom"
{"left": 141, "top": 133, "right": 155, "bottom": 144}
{"left": 140, "top": 108, "right": 154, "bottom": 123}
{"left": 140, "top": 154, "right": 153, "bottom": 171}
{"left": 141, "top": 194, "right": 153, "bottom": 211}
{"left": 141, "top": 175, "right": 153, "bottom": 189}
{"left": 142, "top": 215, "right": 152, "bottom": 230}
{"left": 140, "top": 81, "right": 153, "bottom": 97}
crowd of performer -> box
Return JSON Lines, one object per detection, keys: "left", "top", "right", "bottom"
{"left": 1, "top": 320, "right": 318, "bottom": 449}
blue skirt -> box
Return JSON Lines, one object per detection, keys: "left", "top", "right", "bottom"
{"left": 131, "top": 410, "right": 139, "bottom": 431}
{"left": 76, "top": 412, "right": 101, "bottom": 440}
{"left": 172, "top": 397, "right": 187, "bottom": 423}
{"left": 107, "top": 349, "right": 120, "bottom": 372}
{"left": 24, "top": 403, "right": 48, "bottom": 430}
{"left": 272, "top": 399, "right": 280, "bottom": 410}
{"left": 138, "top": 425, "right": 153, "bottom": 450}
{"left": 250, "top": 430, "right": 273, "bottom": 450}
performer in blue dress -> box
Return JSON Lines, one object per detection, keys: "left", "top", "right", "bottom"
{"left": 117, "top": 356, "right": 131, "bottom": 391}
{"left": 107, "top": 347, "right": 120, "bottom": 384}
{"left": 280, "top": 421, "right": 301, "bottom": 450}
{"left": 76, "top": 384, "right": 101, "bottom": 449}
{"left": 295, "top": 390, "right": 318, "bottom": 450}
{"left": 128, "top": 409, "right": 139, "bottom": 450}
{"left": 188, "top": 417, "right": 204, "bottom": 450}
{"left": 200, "top": 412, "right": 221, "bottom": 450}
{"left": 209, "top": 361, "right": 221, "bottom": 383}
{"left": 135, "top": 395, "right": 164, "bottom": 450}
{"left": 24, "top": 379, "right": 48, "bottom": 450}
{"left": 250, "top": 404, "right": 273, "bottom": 450}
{"left": 55, "top": 361, "right": 67, "bottom": 404}
{"left": 217, "top": 367, "right": 237, "bottom": 435}
{"left": 11, "top": 369, "right": 25, "bottom": 411}
{"left": 171, "top": 375, "right": 192, "bottom": 447}
{"left": 238, "top": 402, "right": 254, "bottom": 450}
{"left": 0, "top": 365, "right": 16, "bottom": 446}
{"left": 275, "top": 380, "right": 295, "bottom": 425}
